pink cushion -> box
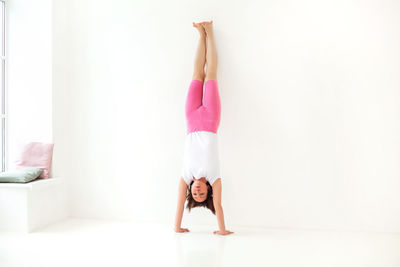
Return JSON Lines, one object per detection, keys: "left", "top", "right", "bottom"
{"left": 14, "top": 142, "right": 54, "bottom": 179}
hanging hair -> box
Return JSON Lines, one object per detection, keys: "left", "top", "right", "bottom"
{"left": 186, "top": 180, "right": 215, "bottom": 215}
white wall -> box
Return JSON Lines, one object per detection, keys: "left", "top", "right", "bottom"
{"left": 52, "top": 0, "right": 400, "bottom": 232}
{"left": 7, "top": 0, "right": 53, "bottom": 169}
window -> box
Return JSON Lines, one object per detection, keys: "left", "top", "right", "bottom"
{"left": 1, "top": 0, "right": 5, "bottom": 172}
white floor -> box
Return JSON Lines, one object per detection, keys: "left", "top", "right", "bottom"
{"left": 1, "top": 218, "right": 400, "bottom": 267}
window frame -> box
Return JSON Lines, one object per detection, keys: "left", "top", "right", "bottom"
{"left": 1, "top": 0, "right": 5, "bottom": 172}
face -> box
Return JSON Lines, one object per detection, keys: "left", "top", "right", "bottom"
{"left": 191, "top": 179, "right": 208, "bottom": 202}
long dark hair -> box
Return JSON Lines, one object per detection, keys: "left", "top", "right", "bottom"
{"left": 186, "top": 180, "right": 215, "bottom": 214}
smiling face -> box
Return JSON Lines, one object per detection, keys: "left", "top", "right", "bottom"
{"left": 191, "top": 178, "right": 208, "bottom": 202}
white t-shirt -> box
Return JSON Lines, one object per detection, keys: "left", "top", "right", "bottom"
{"left": 181, "top": 131, "right": 221, "bottom": 186}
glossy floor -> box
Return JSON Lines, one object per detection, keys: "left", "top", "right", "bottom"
{"left": 1, "top": 218, "right": 399, "bottom": 267}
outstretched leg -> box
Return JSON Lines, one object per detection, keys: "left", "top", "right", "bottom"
{"left": 203, "top": 21, "right": 217, "bottom": 82}
{"left": 192, "top": 22, "right": 206, "bottom": 82}
{"left": 186, "top": 22, "right": 207, "bottom": 114}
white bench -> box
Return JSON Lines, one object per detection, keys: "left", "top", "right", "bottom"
{"left": 0, "top": 177, "right": 68, "bottom": 233}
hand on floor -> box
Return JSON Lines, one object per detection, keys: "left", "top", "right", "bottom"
{"left": 213, "top": 230, "right": 234, "bottom": 236}
{"left": 174, "top": 227, "right": 190, "bottom": 233}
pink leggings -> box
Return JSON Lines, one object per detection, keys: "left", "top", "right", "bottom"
{"left": 185, "top": 79, "right": 221, "bottom": 134}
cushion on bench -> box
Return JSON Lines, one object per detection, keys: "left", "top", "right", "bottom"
{"left": 0, "top": 168, "right": 43, "bottom": 183}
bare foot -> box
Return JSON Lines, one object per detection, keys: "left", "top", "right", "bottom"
{"left": 201, "top": 20, "right": 213, "bottom": 36}
{"left": 193, "top": 22, "right": 206, "bottom": 37}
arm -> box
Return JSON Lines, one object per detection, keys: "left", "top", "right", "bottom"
{"left": 174, "top": 177, "right": 189, "bottom": 233}
{"left": 212, "top": 178, "right": 234, "bottom": 235}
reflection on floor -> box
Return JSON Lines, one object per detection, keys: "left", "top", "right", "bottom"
{"left": 1, "top": 218, "right": 400, "bottom": 267}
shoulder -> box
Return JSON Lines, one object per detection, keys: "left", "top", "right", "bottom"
{"left": 180, "top": 177, "right": 189, "bottom": 187}
{"left": 211, "top": 177, "right": 221, "bottom": 188}
{"left": 181, "top": 168, "right": 193, "bottom": 185}
{"left": 183, "top": 176, "right": 192, "bottom": 186}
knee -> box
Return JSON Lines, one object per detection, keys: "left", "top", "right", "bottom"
{"left": 192, "top": 72, "right": 205, "bottom": 82}
{"left": 205, "top": 74, "right": 217, "bottom": 82}
{"left": 205, "top": 70, "right": 217, "bottom": 81}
